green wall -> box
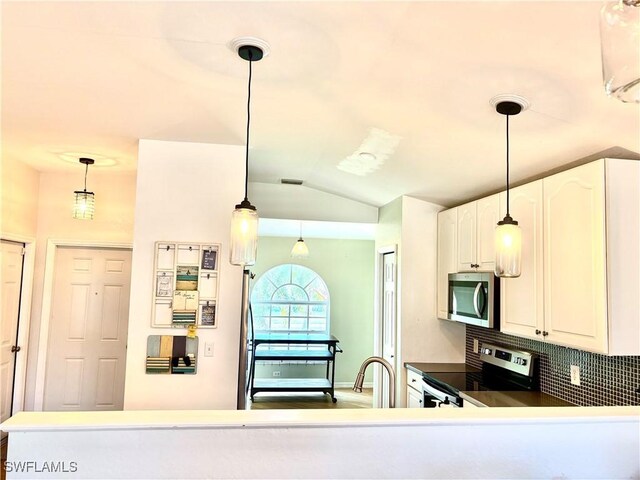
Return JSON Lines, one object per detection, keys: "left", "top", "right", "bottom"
{"left": 251, "top": 236, "right": 375, "bottom": 384}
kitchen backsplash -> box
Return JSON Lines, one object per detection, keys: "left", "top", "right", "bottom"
{"left": 465, "top": 326, "right": 640, "bottom": 406}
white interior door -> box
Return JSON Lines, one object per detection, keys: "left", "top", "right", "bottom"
{"left": 381, "top": 251, "right": 397, "bottom": 408}
{"left": 1, "top": 240, "right": 25, "bottom": 439}
{"left": 44, "top": 247, "right": 132, "bottom": 411}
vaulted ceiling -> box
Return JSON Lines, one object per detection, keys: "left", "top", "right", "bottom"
{"left": 2, "top": 1, "right": 639, "bottom": 207}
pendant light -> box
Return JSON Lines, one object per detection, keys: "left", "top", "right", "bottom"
{"left": 600, "top": 0, "right": 640, "bottom": 103}
{"left": 291, "top": 222, "right": 310, "bottom": 258}
{"left": 73, "top": 157, "right": 95, "bottom": 220}
{"left": 493, "top": 96, "right": 527, "bottom": 278}
{"left": 229, "top": 41, "right": 266, "bottom": 266}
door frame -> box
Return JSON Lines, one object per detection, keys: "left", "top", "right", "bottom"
{"left": 33, "top": 239, "right": 133, "bottom": 411}
{"left": 0, "top": 233, "right": 36, "bottom": 416}
{"left": 373, "top": 244, "right": 398, "bottom": 408}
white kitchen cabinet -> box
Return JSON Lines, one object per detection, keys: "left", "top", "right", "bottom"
{"left": 456, "top": 195, "right": 500, "bottom": 272}
{"left": 456, "top": 202, "right": 476, "bottom": 271}
{"left": 476, "top": 195, "right": 501, "bottom": 271}
{"left": 500, "top": 180, "right": 544, "bottom": 340}
{"left": 543, "top": 159, "right": 639, "bottom": 355}
{"left": 406, "top": 368, "right": 424, "bottom": 408}
{"left": 407, "top": 386, "right": 423, "bottom": 408}
{"left": 437, "top": 208, "right": 457, "bottom": 319}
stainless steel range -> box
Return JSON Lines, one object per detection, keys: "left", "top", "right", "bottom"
{"left": 420, "top": 343, "right": 538, "bottom": 408}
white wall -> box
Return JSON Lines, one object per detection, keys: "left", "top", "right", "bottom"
{"left": 4, "top": 408, "right": 638, "bottom": 480}
{"left": 123, "top": 139, "right": 245, "bottom": 410}
{"left": 1, "top": 157, "right": 40, "bottom": 237}
{"left": 375, "top": 196, "right": 465, "bottom": 408}
{"left": 249, "top": 182, "right": 378, "bottom": 223}
{"left": 24, "top": 171, "right": 137, "bottom": 410}
{"left": 400, "top": 196, "right": 465, "bottom": 364}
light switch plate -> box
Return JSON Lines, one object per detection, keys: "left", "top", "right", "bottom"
{"left": 204, "top": 342, "right": 214, "bottom": 357}
{"left": 570, "top": 365, "right": 581, "bottom": 386}
{"left": 473, "top": 339, "right": 479, "bottom": 354}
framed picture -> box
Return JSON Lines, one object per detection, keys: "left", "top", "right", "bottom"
{"left": 176, "top": 265, "right": 199, "bottom": 291}
{"left": 201, "top": 304, "right": 216, "bottom": 326}
{"left": 156, "top": 272, "right": 173, "bottom": 297}
{"left": 201, "top": 248, "right": 217, "bottom": 270}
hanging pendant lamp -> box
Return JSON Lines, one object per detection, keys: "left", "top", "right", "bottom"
{"left": 229, "top": 41, "right": 266, "bottom": 266}
{"left": 291, "top": 222, "right": 310, "bottom": 258}
{"left": 492, "top": 96, "right": 527, "bottom": 278}
{"left": 600, "top": 0, "right": 640, "bottom": 103}
{"left": 73, "top": 157, "right": 95, "bottom": 220}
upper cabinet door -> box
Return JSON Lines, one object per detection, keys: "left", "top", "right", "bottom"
{"left": 543, "top": 161, "right": 608, "bottom": 353}
{"left": 476, "top": 194, "right": 500, "bottom": 271}
{"left": 437, "top": 208, "right": 457, "bottom": 320}
{"left": 457, "top": 202, "right": 476, "bottom": 271}
{"left": 500, "top": 181, "right": 544, "bottom": 340}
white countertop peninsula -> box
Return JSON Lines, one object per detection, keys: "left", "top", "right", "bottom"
{"left": 2, "top": 407, "right": 639, "bottom": 479}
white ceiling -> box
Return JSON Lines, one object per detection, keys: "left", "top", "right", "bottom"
{"left": 2, "top": 1, "right": 639, "bottom": 207}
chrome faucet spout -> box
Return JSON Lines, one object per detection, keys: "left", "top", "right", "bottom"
{"left": 352, "top": 356, "right": 396, "bottom": 408}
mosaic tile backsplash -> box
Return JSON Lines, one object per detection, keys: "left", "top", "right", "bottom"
{"left": 465, "top": 326, "right": 640, "bottom": 406}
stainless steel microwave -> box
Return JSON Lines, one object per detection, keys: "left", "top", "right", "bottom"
{"left": 447, "top": 272, "right": 499, "bottom": 328}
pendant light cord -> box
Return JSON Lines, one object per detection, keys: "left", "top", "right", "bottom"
{"left": 84, "top": 162, "right": 89, "bottom": 192}
{"left": 244, "top": 50, "right": 253, "bottom": 202}
{"left": 506, "top": 114, "right": 510, "bottom": 216}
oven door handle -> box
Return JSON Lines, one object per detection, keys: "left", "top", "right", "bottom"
{"left": 473, "top": 282, "right": 483, "bottom": 318}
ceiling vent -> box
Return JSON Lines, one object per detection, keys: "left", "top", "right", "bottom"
{"left": 281, "top": 179, "right": 304, "bottom": 185}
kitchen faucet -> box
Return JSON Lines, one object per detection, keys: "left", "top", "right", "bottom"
{"left": 353, "top": 356, "right": 396, "bottom": 408}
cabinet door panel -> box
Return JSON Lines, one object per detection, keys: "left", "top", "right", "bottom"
{"left": 500, "top": 181, "right": 544, "bottom": 339}
{"left": 543, "top": 161, "right": 607, "bottom": 353}
{"left": 406, "top": 386, "right": 423, "bottom": 408}
{"left": 437, "top": 209, "right": 457, "bottom": 319}
{"left": 476, "top": 194, "right": 500, "bottom": 271}
{"left": 457, "top": 202, "right": 476, "bottom": 271}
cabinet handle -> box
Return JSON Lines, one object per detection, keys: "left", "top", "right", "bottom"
{"left": 542, "top": 331, "right": 549, "bottom": 337}
{"left": 11, "top": 345, "right": 21, "bottom": 353}
{"left": 535, "top": 329, "right": 541, "bottom": 335}
{"left": 411, "top": 379, "right": 416, "bottom": 383}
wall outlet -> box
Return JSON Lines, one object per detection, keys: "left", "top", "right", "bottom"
{"left": 204, "top": 342, "right": 214, "bottom": 357}
{"left": 272, "top": 371, "right": 281, "bottom": 377}
{"left": 570, "top": 365, "right": 581, "bottom": 386}
{"left": 473, "top": 338, "right": 479, "bottom": 354}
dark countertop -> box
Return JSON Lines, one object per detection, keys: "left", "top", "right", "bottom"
{"left": 460, "top": 390, "right": 575, "bottom": 408}
{"left": 405, "top": 362, "right": 574, "bottom": 408}
{"left": 405, "top": 362, "right": 481, "bottom": 374}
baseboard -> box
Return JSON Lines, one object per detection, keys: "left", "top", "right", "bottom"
{"left": 335, "top": 381, "right": 373, "bottom": 388}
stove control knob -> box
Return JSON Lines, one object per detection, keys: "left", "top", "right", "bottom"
{"left": 521, "top": 359, "right": 527, "bottom": 366}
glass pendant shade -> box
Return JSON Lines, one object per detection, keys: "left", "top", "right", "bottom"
{"left": 229, "top": 203, "right": 258, "bottom": 266}
{"left": 73, "top": 191, "right": 95, "bottom": 220}
{"left": 495, "top": 221, "right": 522, "bottom": 278}
{"left": 600, "top": 0, "right": 640, "bottom": 103}
{"left": 291, "top": 238, "right": 309, "bottom": 258}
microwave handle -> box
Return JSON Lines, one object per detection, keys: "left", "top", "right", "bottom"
{"left": 473, "top": 282, "right": 483, "bottom": 318}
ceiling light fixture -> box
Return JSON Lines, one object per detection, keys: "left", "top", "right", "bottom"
{"left": 73, "top": 157, "right": 95, "bottom": 220}
{"left": 492, "top": 95, "right": 528, "bottom": 278}
{"left": 600, "top": 0, "right": 640, "bottom": 103}
{"left": 229, "top": 40, "right": 267, "bottom": 267}
{"left": 291, "top": 222, "right": 310, "bottom": 259}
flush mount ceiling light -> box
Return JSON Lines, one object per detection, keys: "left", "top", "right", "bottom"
{"left": 600, "top": 0, "right": 640, "bottom": 103}
{"left": 491, "top": 94, "right": 529, "bottom": 278}
{"left": 291, "top": 222, "right": 310, "bottom": 259}
{"left": 229, "top": 38, "right": 268, "bottom": 267}
{"left": 73, "top": 157, "right": 95, "bottom": 220}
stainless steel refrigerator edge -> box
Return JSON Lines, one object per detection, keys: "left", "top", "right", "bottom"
{"left": 237, "top": 269, "right": 252, "bottom": 410}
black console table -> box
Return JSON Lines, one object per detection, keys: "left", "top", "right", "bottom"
{"left": 249, "top": 333, "right": 341, "bottom": 403}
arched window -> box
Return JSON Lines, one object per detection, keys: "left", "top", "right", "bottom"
{"left": 251, "top": 264, "right": 330, "bottom": 334}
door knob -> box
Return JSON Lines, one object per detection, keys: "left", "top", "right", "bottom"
{"left": 11, "top": 345, "right": 21, "bottom": 353}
